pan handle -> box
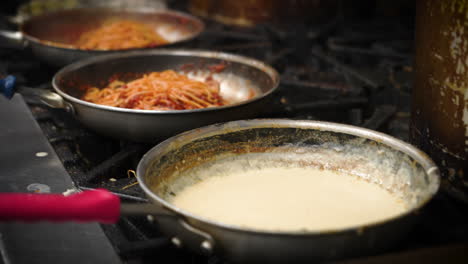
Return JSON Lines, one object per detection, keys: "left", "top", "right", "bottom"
{"left": 120, "top": 202, "right": 215, "bottom": 255}
{"left": 0, "top": 189, "right": 121, "bottom": 223}
{"left": 0, "top": 30, "right": 26, "bottom": 49}
{"left": 0, "top": 188, "right": 215, "bottom": 254}
{"left": 0, "top": 188, "right": 178, "bottom": 223}
{"left": 0, "top": 75, "right": 74, "bottom": 113}
{"left": 23, "top": 87, "right": 75, "bottom": 113}
{"left": 120, "top": 204, "right": 215, "bottom": 255}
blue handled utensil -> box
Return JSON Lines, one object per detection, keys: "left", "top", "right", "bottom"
{"left": 0, "top": 75, "right": 17, "bottom": 99}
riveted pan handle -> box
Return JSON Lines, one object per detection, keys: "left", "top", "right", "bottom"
{"left": 22, "top": 87, "right": 74, "bottom": 112}
{"left": 0, "top": 30, "right": 26, "bottom": 49}
{"left": 0, "top": 75, "right": 74, "bottom": 113}
{"left": 120, "top": 201, "right": 215, "bottom": 255}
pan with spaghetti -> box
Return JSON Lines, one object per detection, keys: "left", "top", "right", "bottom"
{"left": 0, "top": 7, "right": 204, "bottom": 67}
{"left": 49, "top": 50, "right": 279, "bottom": 142}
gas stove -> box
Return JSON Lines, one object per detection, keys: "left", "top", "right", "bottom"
{"left": 1, "top": 2, "right": 468, "bottom": 264}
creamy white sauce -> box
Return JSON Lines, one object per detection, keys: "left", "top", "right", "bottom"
{"left": 171, "top": 167, "right": 407, "bottom": 232}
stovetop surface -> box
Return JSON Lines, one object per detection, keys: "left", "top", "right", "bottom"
{"left": 1, "top": 2, "right": 468, "bottom": 263}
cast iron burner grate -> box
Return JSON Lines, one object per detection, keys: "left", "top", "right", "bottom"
{"left": 2, "top": 3, "right": 468, "bottom": 263}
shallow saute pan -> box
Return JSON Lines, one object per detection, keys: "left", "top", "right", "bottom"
{"left": 0, "top": 120, "right": 440, "bottom": 263}
{"left": 0, "top": 8, "right": 204, "bottom": 67}
{"left": 2, "top": 50, "right": 279, "bottom": 143}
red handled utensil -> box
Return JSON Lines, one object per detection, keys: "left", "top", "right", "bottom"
{"left": 0, "top": 189, "right": 164, "bottom": 223}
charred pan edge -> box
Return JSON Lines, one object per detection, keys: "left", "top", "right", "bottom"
{"left": 51, "top": 49, "right": 280, "bottom": 114}
{"left": 136, "top": 119, "right": 440, "bottom": 236}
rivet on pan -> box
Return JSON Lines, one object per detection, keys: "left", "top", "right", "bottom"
{"left": 171, "top": 237, "right": 183, "bottom": 248}
{"left": 200, "top": 240, "right": 213, "bottom": 254}
{"left": 146, "top": 215, "right": 155, "bottom": 222}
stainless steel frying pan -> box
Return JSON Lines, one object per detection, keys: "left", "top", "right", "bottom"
{"left": 0, "top": 7, "right": 205, "bottom": 66}
{"left": 0, "top": 120, "right": 440, "bottom": 263}
{"left": 2, "top": 50, "right": 279, "bottom": 143}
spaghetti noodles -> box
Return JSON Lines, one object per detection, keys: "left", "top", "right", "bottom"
{"left": 82, "top": 70, "right": 226, "bottom": 110}
{"left": 75, "top": 19, "right": 168, "bottom": 50}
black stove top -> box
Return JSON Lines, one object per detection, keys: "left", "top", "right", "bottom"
{"left": 1, "top": 2, "right": 468, "bottom": 264}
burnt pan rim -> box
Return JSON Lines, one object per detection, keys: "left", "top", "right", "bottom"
{"left": 136, "top": 119, "right": 441, "bottom": 237}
